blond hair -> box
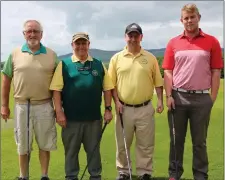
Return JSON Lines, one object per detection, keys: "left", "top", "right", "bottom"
{"left": 23, "top": 20, "right": 43, "bottom": 31}
{"left": 181, "top": 3, "right": 200, "bottom": 16}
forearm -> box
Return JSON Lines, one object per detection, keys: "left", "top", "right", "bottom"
{"left": 103, "top": 90, "right": 112, "bottom": 106}
{"left": 52, "top": 91, "right": 63, "bottom": 113}
{"left": 111, "top": 88, "right": 120, "bottom": 103}
{"left": 155, "top": 86, "right": 163, "bottom": 101}
{"left": 164, "top": 70, "right": 173, "bottom": 97}
{"left": 211, "top": 69, "right": 221, "bottom": 99}
{"left": 1, "top": 74, "right": 11, "bottom": 107}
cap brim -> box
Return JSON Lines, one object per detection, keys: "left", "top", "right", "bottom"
{"left": 126, "top": 29, "right": 142, "bottom": 34}
{"left": 72, "top": 37, "right": 89, "bottom": 42}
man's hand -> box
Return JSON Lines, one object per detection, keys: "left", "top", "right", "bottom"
{"left": 104, "top": 110, "right": 113, "bottom": 123}
{"left": 156, "top": 100, "right": 164, "bottom": 113}
{"left": 166, "top": 96, "right": 175, "bottom": 111}
{"left": 115, "top": 100, "right": 123, "bottom": 114}
{"left": 56, "top": 110, "right": 67, "bottom": 128}
{"left": 1, "top": 106, "right": 10, "bottom": 121}
{"left": 210, "top": 94, "right": 216, "bottom": 104}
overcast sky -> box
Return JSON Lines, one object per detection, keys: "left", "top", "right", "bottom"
{"left": 1, "top": 1, "right": 223, "bottom": 61}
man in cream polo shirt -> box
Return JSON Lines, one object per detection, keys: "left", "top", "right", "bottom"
{"left": 1, "top": 20, "right": 59, "bottom": 180}
{"left": 108, "top": 23, "right": 164, "bottom": 180}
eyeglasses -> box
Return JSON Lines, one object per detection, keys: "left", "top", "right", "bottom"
{"left": 24, "top": 29, "right": 42, "bottom": 35}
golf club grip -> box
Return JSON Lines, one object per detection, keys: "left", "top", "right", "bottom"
{"left": 119, "top": 113, "right": 124, "bottom": 128}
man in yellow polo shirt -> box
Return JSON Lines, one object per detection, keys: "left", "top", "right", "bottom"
{"left": 108, "top": 23, "right": 164, "bottom": 180}
{"left": 1, "top": 20, "right": 58, "bottom": 180}
{"left": 49, "top": 32, "right": 114, "bottom": 180}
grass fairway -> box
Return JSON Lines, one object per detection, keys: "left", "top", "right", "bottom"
{"left": 1, "top": 80, "right": 224, "bottom": 180}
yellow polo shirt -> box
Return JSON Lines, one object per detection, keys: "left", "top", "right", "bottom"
{"left": 108, "top": 47, "right": 163, "bottom": 104}
{"left": 50, "top": 54, "right": 114, "bottom": 91}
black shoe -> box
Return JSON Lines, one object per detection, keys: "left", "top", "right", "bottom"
{"left": 41, "top": 177, "right": 50, "bottom": 180}
{"left": 116, "top": 173, "right": 130, "bottom": 180}
{"left": 18, "top": 178, "right": 27, "bottom": 180}
{"left": 138, "top": 174, "right": 152, "bottom": 180}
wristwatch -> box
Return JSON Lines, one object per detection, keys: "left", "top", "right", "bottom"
{"left": 105, "top": 106, "right": 112, "bottom": 111}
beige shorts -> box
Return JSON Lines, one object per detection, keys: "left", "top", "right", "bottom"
{"left": 14, "top": 101, "right": 57, "bottom": 155}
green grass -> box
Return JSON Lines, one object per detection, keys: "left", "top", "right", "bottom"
{"left": 1, "top": 80, "right": 224, "bottom": 180}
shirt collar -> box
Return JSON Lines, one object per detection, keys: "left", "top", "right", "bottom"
{"left": 71, "top": 54, "right": 93, "bottom": 62}
{"left": 180, "top": 28, "right": 205, "bottom": 39}
{"left": 123, "top": 46, "right": 145, "bottom": 56}
{"left": 21, "top": 43, "right": 47, "bottom": 55}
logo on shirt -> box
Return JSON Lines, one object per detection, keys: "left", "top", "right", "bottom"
{"left": 92, "top": 70, "right": 98, "bottom": 76}
{"left": 140, "top": 58, "right": 148, "bottom": 64}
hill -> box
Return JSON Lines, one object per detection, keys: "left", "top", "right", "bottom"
{"left": 58, "top": 48, "right": 166, "bottom": 62}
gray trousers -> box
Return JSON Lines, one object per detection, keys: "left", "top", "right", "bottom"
{"left": 168, "top": 90, "right": 213, "bottom": 180}
{"left": 62, "top": 120, "right": 103, "bottom": 180}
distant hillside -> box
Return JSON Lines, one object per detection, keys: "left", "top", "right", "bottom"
{"left": 58, "top": 48, "right": 166, "bottom": 62}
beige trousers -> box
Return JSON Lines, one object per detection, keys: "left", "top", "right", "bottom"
{"left": 115, "top": 102, "right": 155, "bottom": 176}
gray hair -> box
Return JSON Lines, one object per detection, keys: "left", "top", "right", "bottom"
{"left": 23, "top": 20, "right": 43, "bottom": 31}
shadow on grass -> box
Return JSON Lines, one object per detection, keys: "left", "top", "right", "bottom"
{"left": 131, "top": 175, "right": 193, "bottom": 180}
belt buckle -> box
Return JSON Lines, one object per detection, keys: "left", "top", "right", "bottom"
{"left": 188, "top": 90, "right": 196, "bottom": 94}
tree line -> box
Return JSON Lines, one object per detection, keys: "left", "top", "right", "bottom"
{"left": 1, "top": 57, "right": 224, "bottom": 78}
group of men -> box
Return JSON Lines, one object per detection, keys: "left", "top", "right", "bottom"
{"left": 1, "top": 3, "right": 223, "bottom": 180}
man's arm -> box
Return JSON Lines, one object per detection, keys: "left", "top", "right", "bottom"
{"left": 112, "top": 88, "right": 119, "bottom": 104}
{"left": 153, "top": 57, "right": 164, "bottom": 113}
{"left": 1, "top": 54, "right": 13, "bottom": 120}
{"left": 103, "top": 90, "right": 112, "bottom": 107}
{"left": 210, "top": 69, "right": 221, "bottom": 102}
{"left": 210, "top": 38, "right": 223, "bottom": 103}
{"left": 102, "top": 63, "right": 114, "bottom": 122}
{"left": 155, "top": 86, "right": 163, "bottom": 101}
{"left": 53, "top": 91, "right": 63, "bottom": 113}
{"left": 49, "top": 61, "right": 66, "bottom": 127}
{"left": 164, "top": 70, "right": 173, "bottom": 97}
{"left": 1, "top": 74, "right": 11, "bottom": 107}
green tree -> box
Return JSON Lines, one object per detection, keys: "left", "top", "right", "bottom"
{"left": 156, "top": 56, "right": 164, "bottom": 77}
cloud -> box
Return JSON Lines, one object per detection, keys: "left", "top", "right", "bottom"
{"left": 1, "top": 1, "right": 223, "bottom": 61}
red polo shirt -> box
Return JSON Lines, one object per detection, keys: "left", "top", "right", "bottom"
{"left": 162, "top": 29, "right": 223, "bottom": 90}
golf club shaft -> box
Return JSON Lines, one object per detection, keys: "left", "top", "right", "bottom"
{"left": 119, "top": 113, "right": 132, "bottom": 180}
{"left": 27, "top": 99, "right": 30, "bottom": 180}
{"left": 171, "top": 109, "right": 178, "bottom": 179}
{"left": 80, "top": 122, "right": 108, "bottom": 180}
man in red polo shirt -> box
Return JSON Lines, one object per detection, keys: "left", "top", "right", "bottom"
{"left": 162, "top": 3, "right": 223, "bottom": 180}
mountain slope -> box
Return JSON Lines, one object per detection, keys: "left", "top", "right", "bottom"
{"left": 58, "top": 48, "right": 166, "bottom": 62}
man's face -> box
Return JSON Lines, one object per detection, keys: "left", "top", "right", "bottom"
{"left": 125, "top": 31, "right": 143, "bottom": 48}
{"left": 181, "top": 11, "right": 200, "bottom": 33}
{"left": 23, "top": 21, "right": 43, "bottom": 48}
{"left": 72, "top": 39, "right": 90, "bottom": 57}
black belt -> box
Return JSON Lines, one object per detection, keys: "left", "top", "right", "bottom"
{"left": 119, "top": 99, "right": 150, "bottom": 108}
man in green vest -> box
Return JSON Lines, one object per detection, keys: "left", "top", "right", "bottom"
{"left": 49, "top": 32, "right": 114, "bottom": 180}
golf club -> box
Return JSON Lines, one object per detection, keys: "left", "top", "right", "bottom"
{"left": 80, "top": 122, "right": 108, "bottom": 180}
{"left": 171, "top": 108, "right": 178, "bottom": 180}
{"left": 27, "top": 99, "right": 30, "bottom": 180}
{"left": 119, "top": 112, "right": 132, "bottom": 180}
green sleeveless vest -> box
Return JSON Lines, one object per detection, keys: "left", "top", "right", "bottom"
{"left": 61, "top": 57, "right": 105, "bottom": 121}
